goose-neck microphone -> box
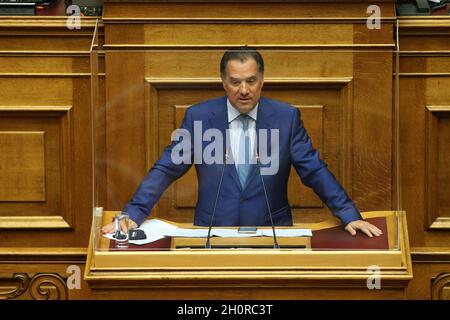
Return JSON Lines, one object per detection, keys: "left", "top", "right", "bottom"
{"left": 256, "top": 153, "right": 280, "bottom": 249}
{"left": 205, "top": 151, "right": 228, "bottom": 249}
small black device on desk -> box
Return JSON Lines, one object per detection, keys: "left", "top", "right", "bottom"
{"left": 129, "top": 229, "right": 147, "bottom": 240}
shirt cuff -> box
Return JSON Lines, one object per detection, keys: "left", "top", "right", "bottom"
{"left": 123, "top": 207, "right": 148, "bottom": 227}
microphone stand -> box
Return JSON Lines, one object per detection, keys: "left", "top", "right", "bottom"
{"left": 256, "top": 154, "right": 280, "bottom": 249}
{"left": 205, "top": 152, "right": 228, "bottom": 249}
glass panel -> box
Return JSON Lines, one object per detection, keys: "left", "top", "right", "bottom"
{"left": 90, "top": 19, "right": 101, "bottom": 252}
{"left": 90, "top": 46, "right": 401, "bottom": 254}
{"left": 93, "top": 210, "right": 399, "bottom": 252}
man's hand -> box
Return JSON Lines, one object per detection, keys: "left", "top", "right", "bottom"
{"left": 344, "top": 220, "right": 383, "bottom": 238}
{"left": 101, "top": 219, "right": 138, "bottom": 234}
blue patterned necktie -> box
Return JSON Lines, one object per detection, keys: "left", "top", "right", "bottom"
{"left": 237, "top": 114, "right": 251, "bottom": 187}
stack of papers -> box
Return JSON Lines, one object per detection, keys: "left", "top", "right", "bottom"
{"left": 103, "top": 219, "right": 312, "bottom": 245}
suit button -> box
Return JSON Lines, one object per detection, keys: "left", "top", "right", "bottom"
{"left": 240, "top": 197, "right": 245, "bottom": 203}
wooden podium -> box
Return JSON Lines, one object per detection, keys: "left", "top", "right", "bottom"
{"left": 84, "top": 211, "right": 412, "bottom": 299}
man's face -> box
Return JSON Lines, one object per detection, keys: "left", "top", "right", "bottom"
{"left": 222, "top": 58, "right": 264, "bottom": 114}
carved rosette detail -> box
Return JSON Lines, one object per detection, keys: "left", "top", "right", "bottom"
{"left": 431, "top": 273, "right": 450, "bottom": 300}
{"left": 0, "top": 273, "right": 68, "bottom": 300}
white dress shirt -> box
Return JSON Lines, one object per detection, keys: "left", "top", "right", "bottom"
{"left": 227, "top": 99, "right": 258, "bottom": 167}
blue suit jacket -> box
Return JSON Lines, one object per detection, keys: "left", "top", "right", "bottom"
{"left": 123, "top": 96, "right": 362, "bottom": 227}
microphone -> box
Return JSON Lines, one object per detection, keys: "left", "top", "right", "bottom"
{"left": 205, "top": 151, "right": 228, "bottom": 249}
{"left": 256, "top": 153, "right": 280, "bottom": 249}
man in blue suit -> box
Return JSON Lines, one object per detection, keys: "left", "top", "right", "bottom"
{"left": 103, "top": 46, "right": 382, "bottom": 237}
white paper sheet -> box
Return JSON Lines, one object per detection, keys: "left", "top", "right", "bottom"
{"left": 169, "top": 228, "right": 210, "bottom": 238}
{"left": 139, "top": 218, "right": 178, "bottom": 235}
{"left": 103, "top": 218, "right": 312, "bottom": 245}
{"left": 211, "top": 229, "right": 264, "bottom": 237}
{"left": 103, "top": 218, "right": 176, "bottom": 245}
{"left": 262, "top": 229, "right": 312, "bottom": 237}
{"left": 102, "top": 232, "right": 165, "bottom": 245}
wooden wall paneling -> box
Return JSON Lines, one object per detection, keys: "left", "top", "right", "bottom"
{"left": 0, "top": 249, "right": 90, "bottom": 300}
{"left": 0, "top": 76, "right": 93, "bottom": 246}
{"left": 339, "top": 75, "right": 354, "bottom": 195}
{"left": 104, "top": 23, "right": 144, "bottom": 46}
{"left": 399, "top": 60, "right": 427, "bottom": 247}
{"left": 399, "top": 18, "right": 450, "bottom": 248}
{"left": 0, "top": 18, "right": 97, "bottom": 53}
{"left": 0, "top": 131, "right": 45, "bottom": 201}
{"left": 71, "top": 76, "right": 94, "bottom": 239}
{"left": 90, "top": 286, "right": 406, "bottom": 300}
{"left": 398, "top": 36, "right": 450, "bottom": 52}
{"left": 353, "top": 21, "right": 394, "bottom": 45}
{"left": 352, "top": 50, "right": 393, "bottom": 211}
{"left": 432, "top": 272, "right": 450, "bottom": 300}
{"left": 425, "top": 106, "right": 450, "bottom": 230}
{"left": 144, "top": 51, "right": 354, "bottom": 79}
{"left": 0, "top": 105, "right": 73, "bottom": 228}
{"left": 0, "top": 18, "right": 96, "bottom": 248}
{"left": 94, "top": 69, "right": 107, "bottom": 209}
{"left": 422, "top": 57, "right": 450, "bottom": 247}
{"left": 142, "top": 23, "right": 354, "bottom": 46}
{"left": 0, "top": 56, "right": 81, "bottom": 74}
{"left": 102, "top": 1, "right": 395, "bottom": 21}
{"left": 90, "top": 21, "right": 107, "bottom": 208}
{"left": 351, "top": 11, "right": 395, "bottom": 213}
{"left": 399, "top": 17, "right": 450, "bottom": 299}
{"left": 105, "top": 52, "right": 146, "bottom": 211}
{"left": 406, "top": 250, "right": 450, "bottom": 299}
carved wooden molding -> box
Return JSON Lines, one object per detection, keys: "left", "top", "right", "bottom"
{"left": 0, "top": 51, "right": 91, "bottom": 57}
{"left": 0, "top": 247, "right": 87, "bottom": 262}
{"left": 0, "top": 105, "right": 72, "bottom": 112}
{"left": 0, "top": 216, "right": 70, "bottom": 229}
{"left": 429, "top": 218, "right": 450, "bottom": 230}
{"left": 104, "top": 44, "right": 395, "bottom": 50}
{"left": 411, "top": 248, "right": 450, "bottom": 262}
{"left": 0, "top": 273, "right": 29, "bottom": 299}
{"left": 0, "top": 17, "right": 98, "bottom": 28}
{"left": 0, "top": 73, "right": 93, "bottom": 77}
{"left": 146, "top": 77, "right": 353, "bottom": 85}
{"left": 431, "top": 273, "right": 450, "bottom": 300}
{"left": 398, "top": 73, "right": 450, "bottom": 77}
{"left": 425, "top": 106, "right": 450, "bottom": 230}
{"left": 0, "top": 273, "right": 68, "bottom": 300}
{"left": 399, "top": 17, "right": 450, "bottom": 29}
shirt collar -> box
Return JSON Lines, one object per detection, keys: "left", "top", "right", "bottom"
{"left": 227, "top": 98, "right": 258, "bottom": 123}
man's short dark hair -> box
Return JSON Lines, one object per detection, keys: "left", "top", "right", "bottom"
{"left": 220, "top": 46, "right": 264, "bottom": 79}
